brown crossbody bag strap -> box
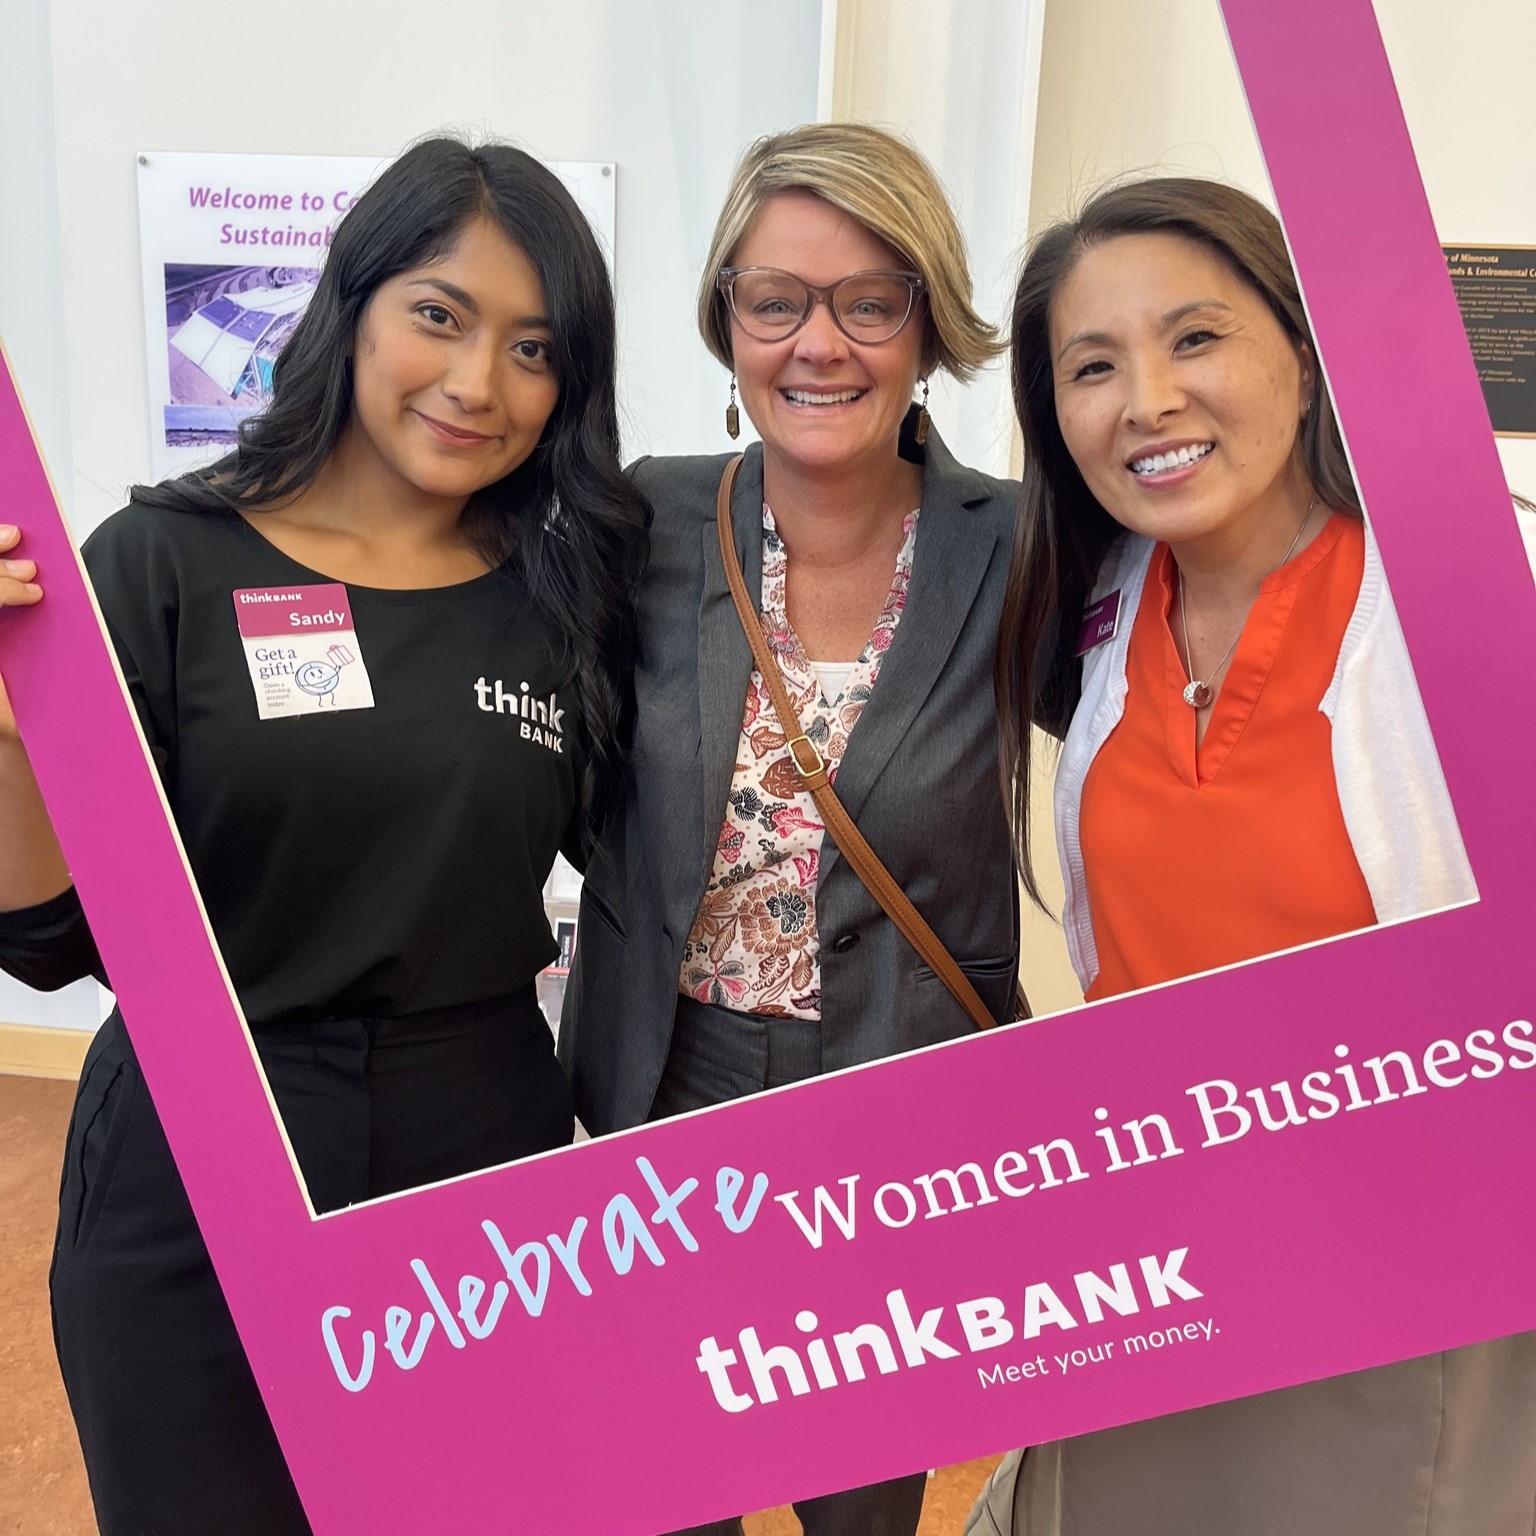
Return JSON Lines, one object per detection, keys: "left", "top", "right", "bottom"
{"left": 715, "top": 456, "right": 999, "bottom": 1033}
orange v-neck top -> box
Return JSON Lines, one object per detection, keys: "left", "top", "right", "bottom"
{"left": 1080, "top": 513, "right": 1377, "bottom": 1001}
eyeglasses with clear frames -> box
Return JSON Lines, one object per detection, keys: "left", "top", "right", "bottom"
{"left": 717, "top": 267, "right": 926, "bottom": 346}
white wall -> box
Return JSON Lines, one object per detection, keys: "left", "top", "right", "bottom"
{"left": 41, "top": 0, "right": 824, "bottom": 538}
{"left": 832, "top": 0, "right": 1047, "bottom": 478}
{"left": 0, "top": 0, "right": 101, "bottom": 1033}
{"left": 1, "top": 0, "right": 73, "bottom": 478}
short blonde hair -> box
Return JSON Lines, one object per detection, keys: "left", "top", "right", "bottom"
{"left": 697, "top": 122, "right": 1002, "bottom": 381}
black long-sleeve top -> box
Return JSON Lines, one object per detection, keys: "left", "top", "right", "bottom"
{"left": 0, "top": 500, "right": 581, "bottom": 1026}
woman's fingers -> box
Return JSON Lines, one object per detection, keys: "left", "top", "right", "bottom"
{"left": 0, "top": 531, "right": 41, "bottom": 603}
{"left": 0, "top": 528, "right": 38, "bottom": 735}
{"left": 0, "top": 528, "right": 41, "bottom": 603}
{"left": 0, "top": 572, "right": 42, "bottom": 604}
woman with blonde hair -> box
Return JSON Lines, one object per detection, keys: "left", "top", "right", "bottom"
{"left": 977, "top": 173, "right": 1536, "bottom": 1536}
{"left": 560, "top": 122, "right": 1040, "bottom": 1535}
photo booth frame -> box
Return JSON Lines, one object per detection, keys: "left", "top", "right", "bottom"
{"left": 3, "top": 1, "right": 1533, "bottom": 1529}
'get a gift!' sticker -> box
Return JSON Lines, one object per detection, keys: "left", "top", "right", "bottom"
{"left": 232, "top": 583, "right": 375, "bottom": 720}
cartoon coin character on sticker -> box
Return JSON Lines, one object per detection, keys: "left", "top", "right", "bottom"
{"left": 295, "top": 659, "right": 342, "bottom": 707}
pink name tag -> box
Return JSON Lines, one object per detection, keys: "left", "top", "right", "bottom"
{"left": 232, "top": 584, "right": 375, "bottom": 720}
{"left": 1075, "top": 590, "right": 1121, "bottom": 655}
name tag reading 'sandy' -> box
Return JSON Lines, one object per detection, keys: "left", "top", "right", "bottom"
{"left": 1076, "top": 590, "right": 1122, "bottom": 656}
{"left": 232, "top": 584, "right": 375, "bottom": 720}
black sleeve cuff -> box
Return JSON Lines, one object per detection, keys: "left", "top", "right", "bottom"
{"left": 0, "top": 886, "right": 109, "bottom": 992}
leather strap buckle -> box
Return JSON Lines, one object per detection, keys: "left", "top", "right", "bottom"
{"left": 785, "top": 733, "right": 826, "bottom": 781}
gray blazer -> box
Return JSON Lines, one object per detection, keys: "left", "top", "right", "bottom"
{"left": 560, "top": 418, "right": 1021, "bottom": 1136}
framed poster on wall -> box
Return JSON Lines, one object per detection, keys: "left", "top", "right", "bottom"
{"left": 136, "top": 151, "right": 616, "bottom": 481}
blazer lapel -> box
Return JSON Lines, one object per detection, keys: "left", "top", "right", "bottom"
{"left": 695, "top": 445, "right": 765, "bottom": 893}
{"left": 830, "top": 425, "right": 1002, "bottom": 837}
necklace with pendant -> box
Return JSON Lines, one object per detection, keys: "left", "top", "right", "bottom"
{"left": 1178, "top": 494, "right": 1317, "bottom": 710}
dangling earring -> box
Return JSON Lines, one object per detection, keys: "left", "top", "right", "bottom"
{"left": 914, "top": 377, "right": 931, "bottom": 446}
{"left": 725, "top": 374, "right": 740, "bottom": 440}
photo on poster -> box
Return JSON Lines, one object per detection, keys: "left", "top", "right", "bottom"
{"left": 162, "top": 263, "right": 319, "bottom": 446}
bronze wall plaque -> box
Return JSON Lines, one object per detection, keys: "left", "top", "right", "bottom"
{"left": 1443, "top": 244, "right": 1536, "bottom": 438}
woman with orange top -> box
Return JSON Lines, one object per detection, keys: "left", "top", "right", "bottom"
{"left": 978, "top": 177, "right": 1536, "bottom": 1535}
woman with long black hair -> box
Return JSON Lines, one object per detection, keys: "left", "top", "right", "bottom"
{"left": 976, "top": 173, "right": 1536, "bottom": 1536}
{"left": 0, "top": 137, "right": 648, "bottom": 1534}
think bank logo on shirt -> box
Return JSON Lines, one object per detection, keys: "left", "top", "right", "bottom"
{"left": 475, "top": 677, "right": 565, "bottom": 754}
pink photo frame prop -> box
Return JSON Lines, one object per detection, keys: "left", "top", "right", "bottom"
{"left": 3, "top": 1, "right": 1533, "bottom": 1529}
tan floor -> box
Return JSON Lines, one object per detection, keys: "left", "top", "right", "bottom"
{"left": 742, "top": 1458, "right": 1001, "bottom": 1535}
{"left": 0, "top": 1072, "right": 998, "bottom": 1534}
{"left": 0, "top": 1074, "right": 93, "bottom": 1535}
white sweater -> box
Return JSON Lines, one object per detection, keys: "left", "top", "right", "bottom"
{"left": 1054, "top": 522, "right": 1478, "bottom": 993}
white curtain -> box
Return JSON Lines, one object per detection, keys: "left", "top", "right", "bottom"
{"left": 825, "top": 0, "right": 1047, "bottom": 478}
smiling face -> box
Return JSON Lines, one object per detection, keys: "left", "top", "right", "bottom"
{"left": 1049, "top": 231, "right": 1315, "bottom": 559}
{"left": 727, "top": 190, "right": 925, "bottom": 478}
{"left": 345, "top": 215, "right": 561, "bottom": 513}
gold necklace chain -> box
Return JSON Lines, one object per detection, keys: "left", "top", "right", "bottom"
{"left": 1178, "top": 494, "right": 1317, "bottom": 710}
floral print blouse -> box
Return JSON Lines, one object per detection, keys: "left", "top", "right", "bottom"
{"left": 678, "top": 504, "right": 919, "bottom": 1020}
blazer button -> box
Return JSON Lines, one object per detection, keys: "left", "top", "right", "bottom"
{"left": 830, "top": 932, "right": 860, "bottom": 954}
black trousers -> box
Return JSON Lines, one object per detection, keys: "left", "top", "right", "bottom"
{"left": 652, "top": 997, "right": 929, "bottom": 1536}
{"left": 51, "top": 990, "right": 572, "bottom": 1536}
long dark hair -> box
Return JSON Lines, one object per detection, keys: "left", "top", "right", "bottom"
{"left": 135, "top": 137, "right": 650, "bottom": 852}
{"left": 996, "top": 176, "right": 1360, "bottom": 908}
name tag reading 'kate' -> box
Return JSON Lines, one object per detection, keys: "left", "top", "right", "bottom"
{"left": 1076, "top": 590, "right": 1121, "bottom": 655}
{"left": 233, "top": 583, "right": 375, "bottom": 720}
